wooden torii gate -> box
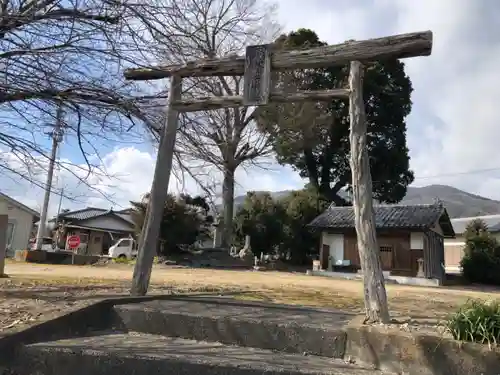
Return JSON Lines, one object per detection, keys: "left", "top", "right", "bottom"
{"left": 124, "top": 31, "right": 433, "bottom": 321}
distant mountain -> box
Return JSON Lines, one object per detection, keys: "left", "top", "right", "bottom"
{"left": 227, "top": 184, "right": 500, "bottom": 219}
{"left": 402, "top": 185, "right": 500, "bottom": 218}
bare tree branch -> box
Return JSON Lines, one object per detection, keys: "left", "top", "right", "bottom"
{"left": 130, "top": 0, "right": 280, "bottom": 247}
{"left": 0, "top": 0, "right": 170, "bottom": 206}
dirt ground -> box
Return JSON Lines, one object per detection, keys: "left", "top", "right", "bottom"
{"left": 1, "top": 261, "right": 500, "bottom": 335}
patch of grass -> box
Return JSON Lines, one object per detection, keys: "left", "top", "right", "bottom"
{"left": 446, "top": 299, "right": 500, "bottom": 346}
{"left": 113, "top": 257, "right": 135, "bottom": 265}
{"left": 0, "top": 274, "right": 242, "bottom": 294}
{"left": 0, "top": 275, "right": 125, "bottom": 287}
{"left": 112, "top": 256, "right": 161, "bottom": 265}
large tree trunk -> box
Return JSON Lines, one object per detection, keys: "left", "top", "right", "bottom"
{"left": 348, "top": 61, "right": 390, "bottom": 324}
{"left": 220, "top": 166, "right": 235, "bottom": 249}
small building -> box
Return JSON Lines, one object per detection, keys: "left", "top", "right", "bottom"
{"left": 50, "top": 207, "right": 135, "bottom": 255}
{"left": 308, "top": 203, "right": 455, "bottom": 284}
{"left": 444, "top": 214, "right": 500, "bottom": 272}
{"left": 0, "top": 192, "right": 39, "bottom": 255}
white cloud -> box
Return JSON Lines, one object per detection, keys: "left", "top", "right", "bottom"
{"left": 1, "top": 146, "right": 307, "bottom": 217}
{"left": 387, "top": 1, "right": 500, "bottom": 196}
{"left": 235, "top": 163, "right": 305, "bottom": 194}
{"left": 4, "top": 0, "right": 500, "bottom": 215}
{"left": 83, "top": 147, "right": 157, "bottom": 207}
{"left": 276, "top": 0, "right": 500, "bottom": 199}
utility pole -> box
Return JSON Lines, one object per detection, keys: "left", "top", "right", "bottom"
{"left": 34, "top": 103, "right": 64, "bottom": 251}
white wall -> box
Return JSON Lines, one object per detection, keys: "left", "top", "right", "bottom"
{"left": 0, "top": 199, "right": 34, "bottom": 254}
{"left": 410, "top": 232, "right": 424, "bottom": 250}
{"left": 444, "top": 236, "right": 466, "bottom": 246}
{"left": 444, "top": 235, "right": 465, "bottom": 269}
{"left": 321, "top": 233, "right": 345, "bottom": 266}
{"left": 80, "top": 216, "right": 133, "bottom": 232}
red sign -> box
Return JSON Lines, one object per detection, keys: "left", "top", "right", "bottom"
{"left": 67, "top": 235, "right": 81, "bottom": 249}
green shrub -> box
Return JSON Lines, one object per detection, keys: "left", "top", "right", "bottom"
{"left": 130, "top": 194, "right": 212, "bottom": 256}
{"left": 446, "top": 300, "right": 500, "bottom": 346}
{"left": 234, "top": 192, "right": 286, "bottom": 257}
{"left": 233, "top": 187, "right": 329, "bottom": 265}
{"left": 461, "top": 249, "right": 500, "bottom": 285}
{"left": 460, "top": 219, "right": 500, "bottom": 285}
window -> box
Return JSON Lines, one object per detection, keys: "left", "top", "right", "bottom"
{"left": 118, "top": 239, "right": 131, "bottom": 247}
{"left": 94, "top": 236, "right": 101, "bottom": 244}
{"left": 42, "top": 238, "right": 53, "bottom": 245}
{"left": 380, "top": 246, "right": 393, "bottom": 253}
{"left": 79, "top": 234, "right": 89, "bottom": 243}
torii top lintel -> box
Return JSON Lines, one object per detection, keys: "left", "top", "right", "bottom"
{"left": 124, "top": 30, "right": 432, "bottom": 81}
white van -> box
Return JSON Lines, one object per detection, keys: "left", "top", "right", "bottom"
{"left": 108, "top": 237, "right": 138, "bottom": 260}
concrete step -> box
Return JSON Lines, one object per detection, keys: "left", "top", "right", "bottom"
{"left": 112, "top": 297, "right": 352, "bottom": 358}
{"left": 11, "top": 332, "right": 393, "bottom": 375}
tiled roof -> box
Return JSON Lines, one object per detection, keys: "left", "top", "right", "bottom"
{"left": 115, "top": 212, "right": 135, "bottom": 225}
{"left": 308, "top": 203, "right": 453, "bottom": 236}
{"left": 57, "top": 208, "right": 108, "bottom": 221}
{"left": 488, "top": 222, "right": 500, "bottom": 233}
{"left": 53, "top": 207, "right": 135, "bottom": 224}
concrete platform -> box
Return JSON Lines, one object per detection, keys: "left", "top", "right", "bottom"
{"left": 112, "top": 297, "right": 352, "bottom": 358}
{"left": 2, "top": 295, "right": 499, "bottom": 375}
{"left": 12, "top": 332, "right": 391, "bottom": 375}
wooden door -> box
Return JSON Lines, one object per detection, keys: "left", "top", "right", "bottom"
{"left": 344, "top": 235, "right": 360, "bottom": 268}
{"left": 379, "top": 245, "right": 393, "bottom": 270}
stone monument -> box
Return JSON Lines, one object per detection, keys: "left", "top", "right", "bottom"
{"left": 212, "top": 215, "right": 223, "bottom": 248}
{"left": 416, "top": 258, "right": 425, "bottom": 278}
{"left": 238, "top": 235, "right": 253, "bottom": 262}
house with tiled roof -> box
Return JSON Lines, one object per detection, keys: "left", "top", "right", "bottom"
{"left": 308, "top": 203, "right": 455, "bottom": 283}
{"left": 49, "top": 207, "right": 135, "bottom": 255}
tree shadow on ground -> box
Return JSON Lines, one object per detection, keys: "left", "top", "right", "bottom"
{"left": 0, "top": 286, "right": 248, "bottom": 302}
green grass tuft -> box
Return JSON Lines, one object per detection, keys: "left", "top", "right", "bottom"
{"left": 446, "top": 299, "right": 500, "bottom": 346}
{"left": 113, "top": 257, "right": 134, "bottom": 264}
{"left": 112, "top": 256, "right": 160, "bottom": 265}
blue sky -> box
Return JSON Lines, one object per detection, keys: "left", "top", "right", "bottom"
{"left": 3, "top": 0, "right": 500, "bottom": 216}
